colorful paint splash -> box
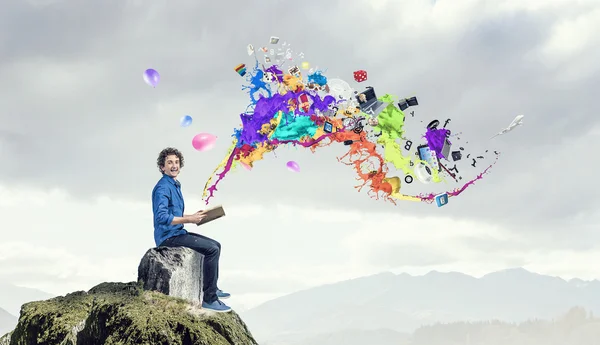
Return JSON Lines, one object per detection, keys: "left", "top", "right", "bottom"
{"left": 203, "top": 39, "right": 501, "bottom": 205}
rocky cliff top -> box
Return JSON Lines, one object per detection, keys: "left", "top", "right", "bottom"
{"left": 0, "top": 281, "right": 257, "bottom": 345}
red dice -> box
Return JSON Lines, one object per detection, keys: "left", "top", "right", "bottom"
{"left": 353, "top": 70, "right": 367, "bottom": 82}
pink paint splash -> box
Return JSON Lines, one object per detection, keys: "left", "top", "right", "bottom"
{"left": 416, "top": 152, "right": 501, "bottom": 202}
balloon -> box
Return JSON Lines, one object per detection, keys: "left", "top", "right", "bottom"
{"left": 286, "top": 160, "right": 300, "bottom": 172}
{"left": 143, "top": 69, "right": 160, "bottom": 87}
{"left": 180, "top": 115, "right": 193, "bottom": 127}
{"left": 192, "top": 133, "right": 217, "bottom": 151}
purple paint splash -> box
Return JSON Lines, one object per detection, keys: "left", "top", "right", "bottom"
{"left": 237, "top": 90, "right": 335, "bottom": 146}
{"left": 264, "top": 65, "right": 284, "bottom": 83}
{"left": 424, "top": 128, "right": 450, "bottom": 158}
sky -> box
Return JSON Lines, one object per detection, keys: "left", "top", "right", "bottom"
{"left": 0, "top": 0, "right": 599, "bottom": 311}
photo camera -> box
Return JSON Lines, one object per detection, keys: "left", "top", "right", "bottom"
{"left": 398, "top": 96, "right": 418, "bottom": 111}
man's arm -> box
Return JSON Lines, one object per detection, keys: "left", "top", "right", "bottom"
{"left": 153, "top": 186, "right": 191, "bottom": 225}
{"left": 170, "top": 216, "right": 190, "bottom": 225}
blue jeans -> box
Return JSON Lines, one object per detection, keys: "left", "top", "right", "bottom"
{"left": 159, "top": 232, "right": 221, "bottom": 303}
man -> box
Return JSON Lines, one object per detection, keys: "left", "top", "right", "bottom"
{"left": 152, "top": 147, "right": 231, "bottom": 312}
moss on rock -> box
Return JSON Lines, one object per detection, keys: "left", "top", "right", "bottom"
{"left": 3, "top": 282, "right": 258, "bottom": 345}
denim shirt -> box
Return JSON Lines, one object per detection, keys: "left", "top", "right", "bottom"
{"left": 152, "top": 174, "right": 188, "bottom": 246}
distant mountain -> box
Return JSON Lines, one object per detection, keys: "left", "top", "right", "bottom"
{"left": 242, "top": 268, "right": 600, "bottom": 343}
{"left": 0, "top": 282, "right": 54, "bottom": 316}
{"left": 0, "top": 307, "right": 17, "bottom": 336}
{"left": 261, "top": 328, "right": 411, "bottom": 345}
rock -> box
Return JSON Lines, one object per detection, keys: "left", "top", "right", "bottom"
{"left": 0, "top": 333, "right": 10, "bottom": 345}
{"left": 137, "top": 246, "right": 204, "bottom": 305}
{"left": 1, "top": 282, "right": 258, "bottom": 345}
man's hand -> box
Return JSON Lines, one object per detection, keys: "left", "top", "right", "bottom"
{"left": 187, "top": 211, "right": 207, "bottom": 224}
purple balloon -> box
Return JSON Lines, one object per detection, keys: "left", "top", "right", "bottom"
{"left": 286, "top": 160, "right": 300, "bottom": 172}
{"left": 143, "top": 68, "right": 160, "bottom": 87}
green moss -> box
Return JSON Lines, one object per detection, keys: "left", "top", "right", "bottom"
{"left": 1, "top": 331, "right": 12, "bottom": 345}
{"left": 9, "top": 291, "right": 93, "bottom": 345}
{"left": 6, "top": 282, "right": 258, "bottom": 345}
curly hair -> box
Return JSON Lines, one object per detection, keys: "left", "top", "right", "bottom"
{"left": 156, "top": 147, "right": 185, "bottom": 173}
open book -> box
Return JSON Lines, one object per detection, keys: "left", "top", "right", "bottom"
{"left": 196, "top": 205, "right": 226, "bottom": 226}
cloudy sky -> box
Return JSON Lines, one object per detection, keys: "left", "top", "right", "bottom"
{"left": 1, "top": 0, "right": 599, "bottom": 310}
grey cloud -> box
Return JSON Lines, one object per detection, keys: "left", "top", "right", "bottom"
{"left": 0, "top": 0, "right": 598, "bottom": 236}
{"left": 367, "top": 244, "right": 458, "bottom": 268}
{"left": 455, "top": 235, "right": 535, "bottom": 255}
{"left": 456, "top": 228, "right": 600, "bottom": 254}
{"left": 0, "top": 130, "right": 34, "bottom": 164}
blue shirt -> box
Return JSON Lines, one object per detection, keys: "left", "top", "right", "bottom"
{"left": 152, "top": 174, "right": 188, "bottom": 246}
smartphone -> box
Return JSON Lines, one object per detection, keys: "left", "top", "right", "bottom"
{"left": 417, "top": 145, "right": 441, "bottom": 172}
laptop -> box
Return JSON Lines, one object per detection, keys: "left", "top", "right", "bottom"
{"left": 356, "top": 87, "right": 388, "bottom": 115}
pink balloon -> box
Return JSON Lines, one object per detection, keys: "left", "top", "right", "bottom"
{"left": 286, "top": 160, "right": 300, "bottom": 172}
{"left": 192, "top": 133, "right": 217, "bottom": 151}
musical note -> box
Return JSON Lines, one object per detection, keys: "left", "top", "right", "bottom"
{"left": 471, "top": 159, "right": 477, "bottom": 167}
{"left": 449, "top": 165, "right": 459, "bottom": 174}
{"left": 410, "top": 111, "right": 415, "bottom": 117}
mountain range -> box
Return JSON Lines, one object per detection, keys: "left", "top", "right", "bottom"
{"left": 3, "top": 268, "right": 600, "bottom": 344}
{"left": 0, "top": 282, "right": 54, "bottom": 336}
{"left": 0, "top": 307, "right": 17, "bottom": 337}
{"left": 241, "top": 268, "right": 600, "bottom": 344}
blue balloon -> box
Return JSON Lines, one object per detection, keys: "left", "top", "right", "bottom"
{"left": 180, "top": 115, "right": 193, "bottom": 127}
